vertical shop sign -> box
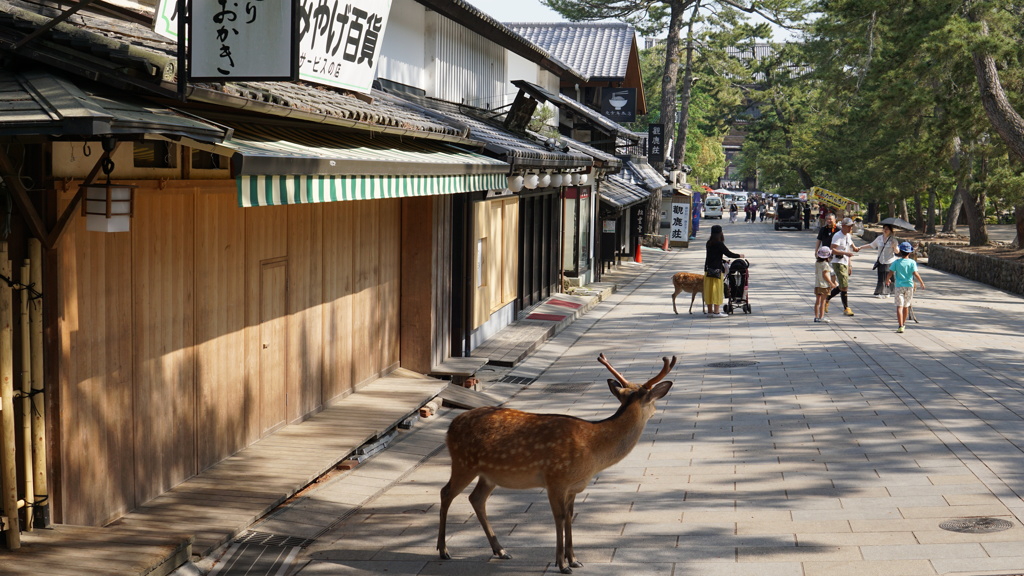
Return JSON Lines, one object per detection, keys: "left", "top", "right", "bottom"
{"left": 648, "top": 123, "right": 665, "bottom": 163}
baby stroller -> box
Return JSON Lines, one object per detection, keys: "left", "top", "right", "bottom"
{"left": 723, "top": 258, "right": 752, "bottom": 314}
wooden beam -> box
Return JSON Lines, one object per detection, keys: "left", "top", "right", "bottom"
{"left": 0, "top": 149, "right": 48, "bottom": 245}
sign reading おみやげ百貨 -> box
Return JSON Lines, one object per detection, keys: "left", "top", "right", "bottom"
{"left": 155, "top": 0, "right": 391, "bottom": 92}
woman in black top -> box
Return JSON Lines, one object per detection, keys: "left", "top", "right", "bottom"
{"left": 704, "top": 225, "right": 744, "bottom": 317}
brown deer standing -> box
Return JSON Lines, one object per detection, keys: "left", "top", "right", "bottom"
{"left": 437, "top": 354, "right": 675, "bottom": 574}
{"left": 672, "top": 271, "right": 706, "bottom": 314}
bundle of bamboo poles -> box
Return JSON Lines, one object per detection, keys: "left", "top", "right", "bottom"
{"left": 0, "top": 238, "right": 47, "bottom": 550}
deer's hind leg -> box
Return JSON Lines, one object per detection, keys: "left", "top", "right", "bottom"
{"left": 438, "top": 466, "right": 476, "bottom": 559}
{"left": 564, "top": 493, "right": 582, "bottom": 569}
{"left": 468, "top": 476, "right": 511, "bottom": 559}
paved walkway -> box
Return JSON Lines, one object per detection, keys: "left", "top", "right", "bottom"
{"left": 204, "top": 221, "right": 1024, "bottom": 576}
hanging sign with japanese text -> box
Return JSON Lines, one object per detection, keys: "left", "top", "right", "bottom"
{"left": 189, "top": 0, "right": 300, "bottom": 81}
{"left": 648, "top": 123, "right": 665, "bottom": 163}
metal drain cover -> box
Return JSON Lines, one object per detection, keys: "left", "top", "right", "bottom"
{"left": 497, "top": 375, "right": 537, "bottom": 385}
{"left": 235, "top": 530, "right": 316, "bottom": 548}
{"left": 707, "top": 360, "right": 758, "bottom": 368}
{"left": 939, "top": 517, "right": 1014, "bottom": 533}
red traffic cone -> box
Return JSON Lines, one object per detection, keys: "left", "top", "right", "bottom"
{"left": 634, "top": 241, "right": 643, "bottom": 263}
{"left": 661, "top": 236, "right": 670, "bottom": 251}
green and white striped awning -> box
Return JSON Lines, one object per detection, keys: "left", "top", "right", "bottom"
{"left": 224, "top": 126, "right": 510, "bottom": 207}
{"left": 239, "top": 173, "right": 507, "bottom": 206}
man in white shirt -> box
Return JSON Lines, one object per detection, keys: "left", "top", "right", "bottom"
{"left": 826, "top": 217, "right": 862, "bottom": 316}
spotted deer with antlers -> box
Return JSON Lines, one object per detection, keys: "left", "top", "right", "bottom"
{"left": 437, "top": 354, "right": 675, "bottom": 573}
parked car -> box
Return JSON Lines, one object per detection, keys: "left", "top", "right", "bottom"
{"left": 774, "top": 198, "right": 805, "bottom": 230}
{"left": 703, "top": 195, "right": 724, "bottom": 219}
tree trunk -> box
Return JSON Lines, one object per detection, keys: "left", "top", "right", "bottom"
{"left": 899, "top": 198, "right": 910, "bottom": 221}
{"left": 971, "top": 35, "right": 1024, "bottom": 163}
{"left": 942, "top": 192, "right": 963, "bottom": 234}
{"left": 1014, "top": 204, "right": 1024, "bottom": 247}
{"left": 959, "top": 184, "right": 988, "bottom": 246}
{"left": 927, "top": 188, "right": 937, "bottom": 234}
{"left": 645, "top": 1, "right": 686, "bottom": 235}
{"left": 671, "top": 3, "right": 701, "bottom": 167}
{"left": 913, "top": 190, "right": 924, "bottom": 231}
{"left": 658, "top": 1, "right": 685, "bottom": 171}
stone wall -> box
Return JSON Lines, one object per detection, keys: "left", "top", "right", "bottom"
{"left": 927, "top": 244, "right": 1024, "bottom": 296}
{"left": 861, "top": 229, "right": 1023, "bottom": 295}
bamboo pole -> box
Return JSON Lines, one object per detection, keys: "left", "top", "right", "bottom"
{"left": 19, "top": 261, "right": 32, "bottom": 531}
{"left": 0, "top": 241, "right": 20, "bottom": 549}
{"left": 28, "top": 238, "right": 46, "bottom": 528}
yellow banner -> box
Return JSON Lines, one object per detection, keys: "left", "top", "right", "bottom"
{"left": 810, "top": 186, "right": 859, "bottom": 211}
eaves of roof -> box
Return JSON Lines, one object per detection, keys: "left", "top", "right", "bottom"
{"left": 414, "top": 0, "right": 587, "bottom": 84}
{"left": 0, "top": 0, "right": 483, "bottom": 144}
{"left": 512, "top": 80, "right": 639, "bottom": 144}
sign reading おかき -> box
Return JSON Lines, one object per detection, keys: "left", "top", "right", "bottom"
{"left": 157, "top": 0, "right": 391, "bottom": 93}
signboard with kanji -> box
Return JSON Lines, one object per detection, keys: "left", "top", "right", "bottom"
{"left": 648, "top": 123, "right": 665, "bottom": 163}
{"left": 189, "top": 0, "right": 299, "bottom": 81}
{"left": 810, "top": 186, "right": 860, "bottom": 213}
{"left": 670, "top": 200, "right": 690, "bottom": 247}
{"left": 156, "top": 0, "right": 391, "bottom": 92}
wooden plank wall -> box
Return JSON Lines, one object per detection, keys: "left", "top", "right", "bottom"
{"left": 56, "top": 183, "right": 404, "bottom": 526}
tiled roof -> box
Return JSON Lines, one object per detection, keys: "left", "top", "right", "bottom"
{"left": 512, "top": 80, "right": 639, "bottom": 143}
{"left": 600, "top": 174, "right": 650, "bottom": 209}
{"left": 506, "top": 22, "right": 634, "bottom": 80}
{"left": 393, "top": 93, "right": 593, "bottom": 170}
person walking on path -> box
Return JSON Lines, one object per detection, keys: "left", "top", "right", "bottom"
{"left": 826, "top": 217, "right": 862, "bottom": 316}
{"left": 803, "top": 203, "right": 812, "bottom": 230}
{"left": 814, "top": 246, "right": 838, "bottom": 323}
{"left": 729, "top": 202, "right": 738, "bottom": 223}
{"left": 704, "top": 224, "right": 744, "bottom": 318}
{"left": 886, "top": 241, "right": 926, "bottom": 333}
{"left": 865, "top": 223, "right": 898, "bottom": 298}
{"left": 815, "top": 212, "right": 838, "bottom": 256}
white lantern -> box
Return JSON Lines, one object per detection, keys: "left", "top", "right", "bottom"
{"left": 82, "top": 184, "right": 135, "bottom": 232}
{"left": 507, "top": 174, "right": 524, "bottom": 192}
{"left": 550, "top": 173, "right": 564, "bottom": 187}
{"left": 524, "top": 172, "right": 540, "bottom": 189}
{"left": 578, "top": 173, "right": 589, "bottom": 186}
{"left": 539, "top": 171, "right": 552, "bottom": 188}
{"left": 569, "top": 173, "right": 581, "bottom": 185}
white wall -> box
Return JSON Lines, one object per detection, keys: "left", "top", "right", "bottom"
{"left": 377, "top": 0, "right": 427, "bottom": 90}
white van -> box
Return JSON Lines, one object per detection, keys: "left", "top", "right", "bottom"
{"left": 731, "top": 192, "right": 749, "bottom": 212}
{"left": 703, "top": 195, "right": 723, "bottom": 219}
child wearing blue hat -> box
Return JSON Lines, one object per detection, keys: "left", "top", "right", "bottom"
{"left": 885, "top": 241, "right": 926, "bottom": 333}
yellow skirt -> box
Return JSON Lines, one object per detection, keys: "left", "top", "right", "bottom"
{"left": 703, "top": 276, "right": 724, "bottom": 305}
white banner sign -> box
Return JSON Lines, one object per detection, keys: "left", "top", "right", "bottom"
{"left": 190, "top": 0, "right": 298, "bottom": 80}
{"left": 155, "top": 0, "right": 390, "bottom": 92}
{"left": 670, "top": 201, "right": 690, "bottom": 243}
{"left": 297, "top": 0, "right": 391, "bottom": 93}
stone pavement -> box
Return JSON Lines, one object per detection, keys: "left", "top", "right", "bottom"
{"left": 205, "top": 221, "right": 1024, "bottom": 576}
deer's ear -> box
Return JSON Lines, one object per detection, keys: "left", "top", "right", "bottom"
{"left": 647, "top": 381, "right": 672, "bottom": 401}
{"left": 607, "top": 378, "right": 630, "bottom": 400}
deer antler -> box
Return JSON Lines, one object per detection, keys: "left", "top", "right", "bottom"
{"left": 597, "top": 353, "right": 632, "bottom": 387}
{"left": 642, "top": 356, "right": 677, "bottom": 389}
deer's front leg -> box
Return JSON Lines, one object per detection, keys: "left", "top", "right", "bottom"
{"left": 548, "top": 489, "right": 574, "bottom": 573}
